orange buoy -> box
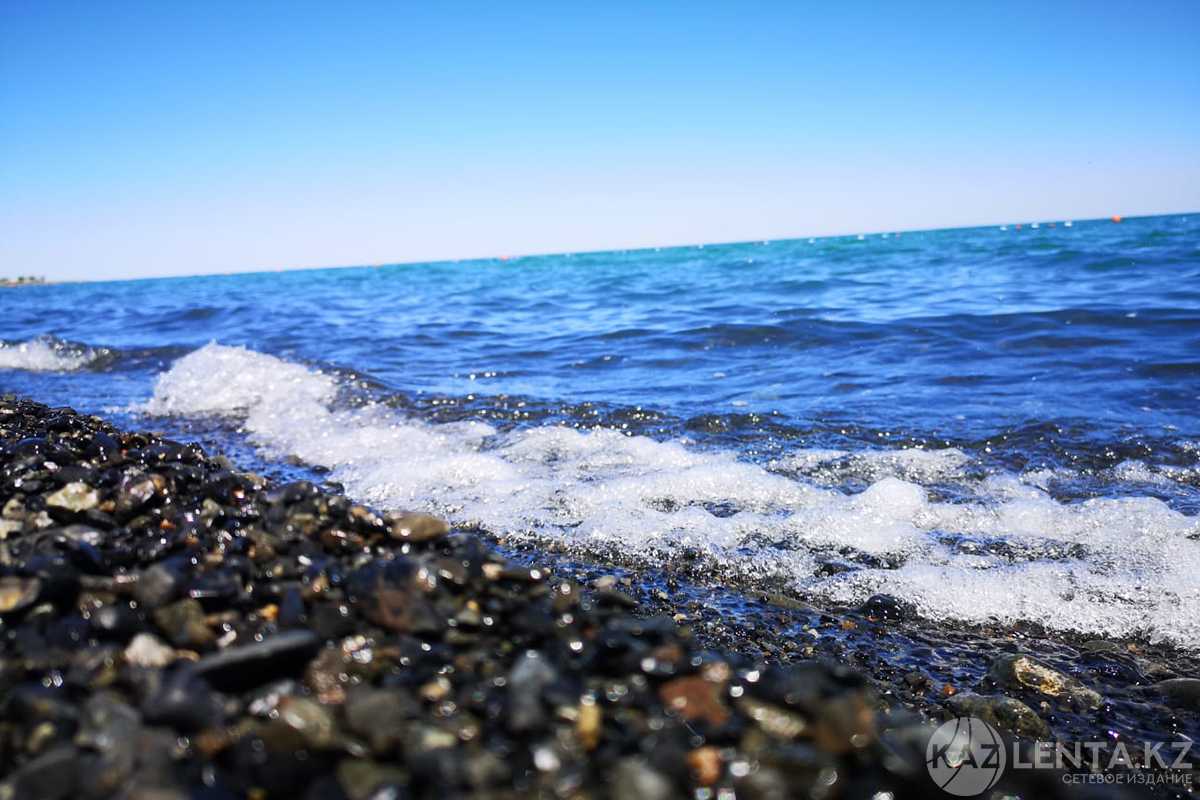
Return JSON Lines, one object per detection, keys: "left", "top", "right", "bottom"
{"left": 1111, "top": 215, "right": 1122, "bottom": 223}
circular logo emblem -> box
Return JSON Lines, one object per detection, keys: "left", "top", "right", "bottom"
{"left": 925, "top": 716, "right": 1006, "bottom": 796}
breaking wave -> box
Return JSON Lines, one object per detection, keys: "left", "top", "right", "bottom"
{"left": 143, "top": 343, "right": 1200, "bottom": 648}
{"left": 0, "top": 337, "right": 102, "bottom": 372}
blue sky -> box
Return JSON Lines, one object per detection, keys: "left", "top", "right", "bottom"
{"left": 2, "top": 1, "right": 1198, "bottom": 281}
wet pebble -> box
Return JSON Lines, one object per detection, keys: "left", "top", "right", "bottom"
{"left": 988, "top": 654, "right": 1103, "bottom": 710}
{"left": 0, "top": 396, "right": 1162, "bottom": 800}
{"left": 386, "top": 511, "right": 450, "bottom": 543}
{"left": 124, "top": 632, "right": 176, "bottom": 669}
{"left": 946, "top": 692, "right": 1050, "bottom": 738}
{"left": 191, "top": 629, "right": 322, "bottom": 691}
{"left": 45, "top": 482, "right": 99, "bottom": 513}
{"left": 1149, "top": 677, "right": 1200, "bottom": 711}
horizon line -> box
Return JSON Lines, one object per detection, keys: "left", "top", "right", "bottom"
{"left": 7, "top": 207, "right": 1195, "bottom": 286}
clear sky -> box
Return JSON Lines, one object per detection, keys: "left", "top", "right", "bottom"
{"left": 2, "top": 1, "right": 1198, "bottom": 281}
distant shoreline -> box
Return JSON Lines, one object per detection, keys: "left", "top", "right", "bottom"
{"left": 0, "top": 276, "right": 49, "bottom": 288}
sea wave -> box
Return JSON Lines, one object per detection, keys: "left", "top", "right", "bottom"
{"left": 141, "top": 343, "right": 1200, "bottom": 648}
{"left": 0, "top": 336, "right": 104, "bottom": 372}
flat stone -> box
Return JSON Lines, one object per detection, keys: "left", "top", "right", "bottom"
{"left": 3, "top": 744, "right": 79, "bottom": 800}
{"left": 337, "top": 758, "right": 408, "bottom": 800}
{"left": 133, "top": 563, "right": 182, "bottom": 608}
{"left": 45, "top": 482, "right": 100, "bottom": 512}
{"left": 611, "top": 757, "right": 674, "bottom": 800}
{"left": 192, "top": 629, "right": 322, "bottom": 691}
{"left": 124, "top": 632, "right": 176, "bottom": 668}
{"left": 386, "top": 511, "right": 450, "bottom": 543}
{"left": 1150, "top": 678, "right": 1200, "bottom": 711}
{"left": 989, "top": 654, "right": 1102, "bottom": 709}
{"left": 0, "top": 518, "right": 22, "bottom": 539}
{"left": 659, "top": 674, "right": 729, "bottom": 727}
{"left": 152, "top": 598, "right": 215, "bottom": 649}
{"left": 0, "top": 575, "right": 41, "bottom": 614}
{"left": 948, "top": 692, "right": 1050, "bottom": 738}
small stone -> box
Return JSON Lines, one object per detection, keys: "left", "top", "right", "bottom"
{"left": 310, "top": 601, "right": 355, "bottom": 639}
{"left": 736, "top": 696, "right": 807, "bottom": 739}
{"left": 152, "top": 598, "right": 215, "bottom": 649}
{"left": 343, "top": 687, "right": 418, "bottom": 754}
{"left": 75, "top": 694, "right": 142, "bottom": 798}
{"left": 576, "top": 701, "right": 602, "bottom": 750}
{"left": 268, "top": 696, "right": 338, "bottom": 751}
{"left": 405, "top": 723, "right": 457, "bottom": 755}
{"left": 595, "top": 587, "right": 638, "bottom": 608}
{"left": 45, "top": 482, "right": 100, "bottom": 512}
{"left": 91, "top": 604, "right": 141, "bottom": 640}
{"left": 0, "top": 575, "right": 41, "bottom": 614}
{"left": 0, "top": 518, "right": 22, "bottom": 539}
{"left": 133, "top": 563, "right": 182, "bottom": 608}
{"left": 336, "top": 758, "right": 408, "bottom": 800}
{"left": 687, "top": 746, "right": 722, "bottom": 786}
{"left": 454, "top": 602, "right": 482, "bottom": 629}
{"left": 124, "top": 633, "right": 177, "bottom": 668}
{"left": 463, "top": 748, "right": 510, "bottom": 789}
{"left": 115, "top": 474, "right": 164, "bottom": 516}
{"left": 142, "top": 669, "right": 224, "bottom": 732}
{"left": 659, "top": 674, "right": 729, "bottom": 727}
{"left": 348, "top": 559, "right": 445, "bottom": 635}
{"left": 3, "top": 744, "right": 79, "bottom": 800}
{"left": 1150, "top": 678, "right": 1200, "bottom": 711}
{"left": 811, "top": 692, "right": 876, "bottom": 753}
{"left": 860, "top": 593, "right": 912, "bottom": 622}
{"left": 611, "top": 757, "right": 674, "bottom": 800}
{"left": 386, "top": 511, "right": 450, "bottom": 543}
{"left": 989, "top": 654, "right": 1102, "bottom": 709}
{"left": 419, "top": 676, "right": 452, "bottom": 702}
{"left": 508, "top": 650, "right": 558, "bottom": 733}
{"left": 948, "top": 692, "right": 1050, "bottom": 738}
{"left": 2, "top": 496, "right": 25, "bottom": 519}
{"left": 192, "top": 629, "right": 322, "bottom": 692}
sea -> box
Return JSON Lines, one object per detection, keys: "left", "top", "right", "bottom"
{"left": 3, "top": 213, "right": 1199, "bottom": 649}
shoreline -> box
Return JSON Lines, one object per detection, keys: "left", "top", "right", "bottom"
{"left": 0, "top": 396, "right": 1195, "bottom": 798}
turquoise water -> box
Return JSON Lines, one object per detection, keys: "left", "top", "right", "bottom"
{"left": 4, "top": 215, "right": 1199, "bottom": 439}
{"left": 3, "top": 214, "right": 1200, "bottom": 645}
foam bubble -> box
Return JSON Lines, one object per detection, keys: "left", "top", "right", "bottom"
{"left": 143, "top": 344, "right": 1200, "bottom": 647}
{"left": 144, "top": 343, "right": 335, "bottom": 415}
{"left": 770, "top": 446, "right": 971, "bottom": 484}
{"left": 0, "top": 338, "right": 95, "bottom": 372}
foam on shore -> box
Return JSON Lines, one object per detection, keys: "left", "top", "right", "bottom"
{"left": 0, "top": 338, "right": 97, "bottom": 372}
{"left": 144, "top": 343, "right": 1200, "bottom": 647}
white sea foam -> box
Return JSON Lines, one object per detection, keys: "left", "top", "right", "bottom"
{"left": 0, "top": 338, "right": 95, "bottom": 372}
{"left": 143, "top": 344, "right": 1200, "bottom": 647}
{"left": 769, "top": 446, "right": 971, "bottom": 484}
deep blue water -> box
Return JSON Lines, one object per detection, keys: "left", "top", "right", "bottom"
{"left": 3, "top": 213, "right": 1200, "bottom": 645}
{"left": 5, "top": 215, "right": 1200, "bottom": 439}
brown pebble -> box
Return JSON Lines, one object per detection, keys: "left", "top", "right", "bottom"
{"left": 576, "top": 701, "right": 602, "bottom": 751}
{"left": 687, "top": 746, "right": 722, "bottom": 786}
{"left": 387, "top": 511, "right": 450, "bottom": 543}
{"left": 659, "top": 675, "right": 729, "bottom": 726}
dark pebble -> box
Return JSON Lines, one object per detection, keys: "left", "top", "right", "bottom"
{"left": 860, "top": 593, "right": 913, "bottom": 622}
{"left": 0, "top": 396, "right": 1165, "bottom": 800}
{"left": 192, "top": 629, "right": 322, "bottom": 691}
